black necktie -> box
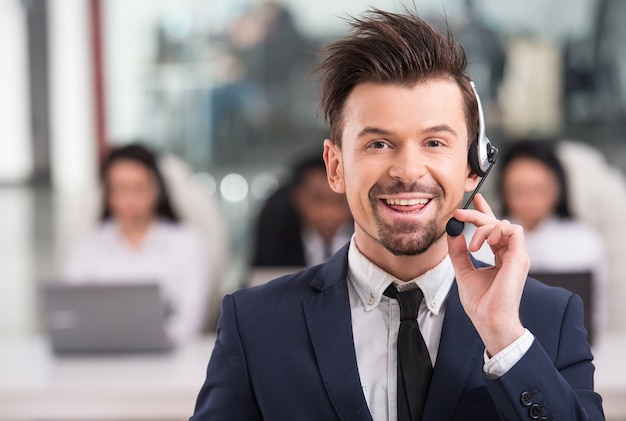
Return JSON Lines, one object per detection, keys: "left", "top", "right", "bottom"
{"left": 384, "top": 284, "right": 433, "bottom": 421}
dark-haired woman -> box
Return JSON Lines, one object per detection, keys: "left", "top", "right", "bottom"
{"left": 474, "top": 140, "right": 606, "bottom": 333}
{"left": 63, "top": 144, "right": 209, "bottom": 344}
{"left": 498, "top": 141, "right": 604, "bottom": 274}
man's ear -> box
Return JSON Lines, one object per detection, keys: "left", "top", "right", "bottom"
{"left": 323, "top": 139, "right": 345, "bottom": 193}
{"left": 464, "top": 164, "right": 481, "bottom": 193}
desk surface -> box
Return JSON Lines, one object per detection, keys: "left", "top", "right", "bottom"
{"left": 0, "top": 335, "right": 216, "bottom": 421}
{"left": 592, "top": 331, "right": 626, "bottom": 420}
{"left": 1, "top": 332, "right": 625, "bottom": 421}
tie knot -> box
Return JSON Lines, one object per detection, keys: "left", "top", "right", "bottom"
{"left": 384, "top": 284, "right": 424, "bottom": 321}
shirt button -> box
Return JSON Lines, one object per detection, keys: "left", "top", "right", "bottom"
{"left": 430, "top": 299, "right": 436, "bottom": 308}
{"left": 529, "top": 404, "right": 542, "bottom": 419}
{"left": 520, "top": 391, "right": 533, "bottom": 406}
{"left": 367, "top": 294, "right": 375, "bottom": 305}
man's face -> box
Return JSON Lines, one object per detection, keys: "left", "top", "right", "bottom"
{"left": 324, "top": 80, "right": 479, "bottom": 258}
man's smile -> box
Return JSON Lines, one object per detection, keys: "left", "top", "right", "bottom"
{"left": 384, "top": 197, "right": 431, "bottom": 210}
{"left": 376, "top": 194, "right": 437, "bottom": 225}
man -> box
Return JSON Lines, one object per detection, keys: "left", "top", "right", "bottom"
{"left": 252, "top": 154, "right": 353, "bottom": 268}
{"left": 191, "top": 9, "right": 603, "bottom": 420}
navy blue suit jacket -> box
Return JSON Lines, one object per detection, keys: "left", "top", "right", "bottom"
{"left": 191, "top": 245, "right": 604, "bottom": 420}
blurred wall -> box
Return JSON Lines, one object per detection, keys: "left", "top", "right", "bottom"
{"left": 48, "top": 0, "right": 98, "bottom": 194}
{"left": 0, "top": 0, "right": 32, "bottom": 183}
{"left": 1, "top": 0, "right": 626, "bottom": 337}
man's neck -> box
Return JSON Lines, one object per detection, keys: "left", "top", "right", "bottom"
{"left": 353, "top": 233, "right": 449, "bottom": 282}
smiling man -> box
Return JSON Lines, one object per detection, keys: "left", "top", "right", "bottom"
{"left": 190, "top": 9, "right": 603, "bottom": 421}
{"left": 327, "top": 81, "right": 471, "bottom": 267}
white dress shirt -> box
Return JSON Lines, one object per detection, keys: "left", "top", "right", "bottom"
{"left": 346, "top": 237, "right": 533, "bottom": 420}
{"left": 63, "top": 219, "right": 210, "bottom": 344}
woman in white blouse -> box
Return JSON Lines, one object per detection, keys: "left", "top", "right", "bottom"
{"left": 63, "top": 144, "right": 209, "bottom": 345}
{"left": 474, "top": 140, "right": 606, "bottom": 335}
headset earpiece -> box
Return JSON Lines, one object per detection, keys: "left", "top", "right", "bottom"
{"left": 446, "top": 81, "right": 499, "bottom": 236}
{"left": 468, "top": 136, "right": 484, "bottom": 177}
{"left": 468, "top": 81, "right": 497, "bottom": 177}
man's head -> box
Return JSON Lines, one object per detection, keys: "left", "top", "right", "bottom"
{"left": 317, "top": 9, "right": 481, "bottom": 271}
{"left": 317, "top": 9, "right": 478, "bottom": 148}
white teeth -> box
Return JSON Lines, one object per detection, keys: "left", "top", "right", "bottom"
{"left": 385, "top": 198, "right": 430, "bottom": 206}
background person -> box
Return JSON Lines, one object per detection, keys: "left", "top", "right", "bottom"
{"left": 63, "top": 143, "right": 210, "bottom": 344}
{"left": 251, "top": 154, "right": 352, "bottom": 268}
{"left": 470, "top": 139, "right": 607, "bottom": 338}
{"left": 498, "top": 140, "right": 605, "bottom": 271}
{"left": 500, "top": 140, "right": 607, "bottom": 332}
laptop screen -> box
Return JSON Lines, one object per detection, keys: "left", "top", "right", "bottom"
{"left": 41, "top": 283, "right": 171, "bottom": 354}
{"left": 529, "top": 271, "right": 594, "bottom": 344}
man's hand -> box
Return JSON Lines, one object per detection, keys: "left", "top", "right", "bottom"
{"left": 447, "top": 194, "right": 529, "bottom": 356}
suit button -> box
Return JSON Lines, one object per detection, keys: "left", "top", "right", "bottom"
{"left": 529, "top": 404, "right": 542, "bottom": 419}
{"left": 520, "top": 391, "right": 533, "bottom": 406}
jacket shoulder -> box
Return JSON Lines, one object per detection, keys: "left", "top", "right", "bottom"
{"left": 229, "top": 264, "right": 327, "bottom": 313}
{"left": 521, "top": 276, "right": 588, "bottom": 354}
{"left": 522, "top": 276, "right": 575, "bottom": 306}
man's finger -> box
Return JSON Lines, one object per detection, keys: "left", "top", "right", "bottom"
{"left": 468, "top": 222, "right": 496, "bottom": 252}
{"left": 471, "top": 193, "right": 495, "bottom": 218}
{"left": 446, "top": 232, "right": 475, "bottom": 278}
{"left": 453, "top": 208, "right": 497, "bottom": 228}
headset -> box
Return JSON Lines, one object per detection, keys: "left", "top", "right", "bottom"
{"left": 446, "top": 81, "right": 499, "bottom": 236}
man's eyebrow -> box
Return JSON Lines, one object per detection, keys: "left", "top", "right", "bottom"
{"left": 357, "top": 124, "right": 458, "bottom": 138}
{"left": 422, "top": 124, "right": 458, "bottom": 137}
{"left": 357, "top": 126, "right": 394, "bottom": 138}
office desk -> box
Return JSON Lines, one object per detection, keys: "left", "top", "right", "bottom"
{"left": 1, "top": 333, "right": 624, "bottom": 420}
{"left": 0, "top": 335, "right": 216, "bottom": 421}
{"left": 593, "top": 331, "right": 626, "bottom": 420}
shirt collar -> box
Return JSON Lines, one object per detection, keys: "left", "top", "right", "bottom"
{"left": 347, "top": 236, "right": 455, "bottom": 315}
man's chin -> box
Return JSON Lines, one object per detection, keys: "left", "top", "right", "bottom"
{"left": 379, "top": 230, "right": 445, "bottom": 257}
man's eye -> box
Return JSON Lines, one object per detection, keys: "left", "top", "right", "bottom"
{"left": 370, "top": 141, "right": 387, "bottom": 149}
{"left": 426, "top": 140, "right": 442, "bottom": 147}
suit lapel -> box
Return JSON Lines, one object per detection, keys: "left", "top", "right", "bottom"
{"left": 423, "top": 281, "right": 484, "bottom": 420}
{"left": 303, "top": 247, "right": 373, "bottom": 421}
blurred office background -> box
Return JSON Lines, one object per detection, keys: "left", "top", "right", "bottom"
{"left": 2, "top": 0, "right": 626, "bottom": 335}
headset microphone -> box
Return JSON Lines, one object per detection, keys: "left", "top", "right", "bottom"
{"left": 446, "top": 81, "right": 499, "bottom": 237}
{"left": 445, "top": 147, "right": 498, "bottom": 236}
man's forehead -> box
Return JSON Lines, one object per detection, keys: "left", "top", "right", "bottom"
{"left": 340, "top": 80, "right": 467, "bottom": 132}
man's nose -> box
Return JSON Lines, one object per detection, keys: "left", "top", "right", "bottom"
{"left": 388, "top": 147, "right": 427, "bottom": 183}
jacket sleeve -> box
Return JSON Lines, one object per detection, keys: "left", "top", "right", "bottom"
{"left": 190, "top": 294, "right": 263, "bottom": 421}
{"left": 485, "top": 294, "right": 604, "bottom": 420}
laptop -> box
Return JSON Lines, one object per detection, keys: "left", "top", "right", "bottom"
{"left": 41, "top": 283, "right": 172, "bottom": 354}
{"left": 529, "top": 271, "right": 594, "bottom": 344}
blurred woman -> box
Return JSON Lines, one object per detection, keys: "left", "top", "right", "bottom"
{"left": 63, "top": 144, "right": 209, "bottom": 344}
{"left": 498, "top": 141, "right": 604, "bottom": 272}
{"left": 499, "top": 140, "right": 606, "bottom": 334}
